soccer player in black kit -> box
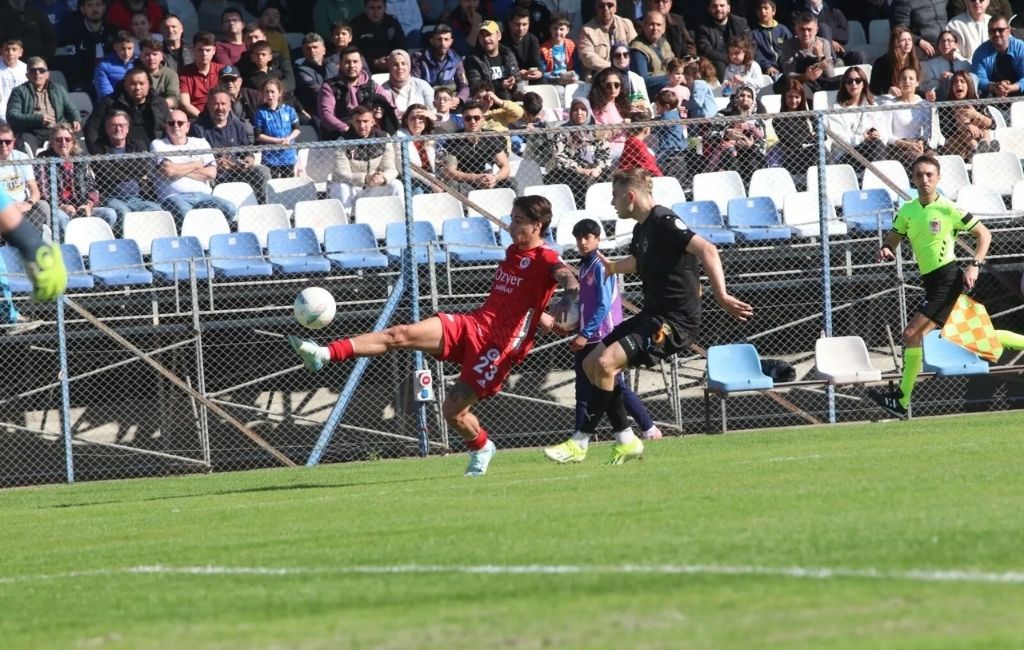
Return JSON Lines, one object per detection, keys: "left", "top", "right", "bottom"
{"left": 577, "top": 168, "right": 754, "bottom": 464}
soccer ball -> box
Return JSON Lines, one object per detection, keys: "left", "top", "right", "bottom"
{"left": 294, "top": 287, "right": 336, "bottom": 330}
{"left": 547, "top": 296, "right": 580, "bottom": 332}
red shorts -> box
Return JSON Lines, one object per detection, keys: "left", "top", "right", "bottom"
{"left": 433, "top": 312, "right": 516, "bottom": 399}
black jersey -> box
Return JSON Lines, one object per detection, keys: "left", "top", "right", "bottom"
{"left": 628, "top": 205, "right": 702, "bottom": 335}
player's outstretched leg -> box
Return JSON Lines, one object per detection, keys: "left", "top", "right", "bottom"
{"left": 288, "top": 335, "right": 330, "bottom": 373}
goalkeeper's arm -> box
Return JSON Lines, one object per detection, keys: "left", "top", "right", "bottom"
{"left": 0, "top": 199, "right": 68, "bottom": 302}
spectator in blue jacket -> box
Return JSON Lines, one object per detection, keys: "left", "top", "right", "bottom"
{"left": 971, "top": 14, "right": 1024, "bottom": 97}
{"left": 94, "top": 31, "right": 137, "bottom": 99}
{"left": 751, "top": 0, "right": 791, "bottom": 79}
{"left": 411, "top": 24, "right": 471, "bottom": 100}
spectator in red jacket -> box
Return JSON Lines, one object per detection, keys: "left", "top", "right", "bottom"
{"left": 106, "top": 0, "right": 164, "bottom": 34}
{"left": 617, "top": 109, "right": 662, "bottom": 175}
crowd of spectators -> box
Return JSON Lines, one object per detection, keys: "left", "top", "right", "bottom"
{"left": 2, "top": 0, "right": 1024, "bottom": 233}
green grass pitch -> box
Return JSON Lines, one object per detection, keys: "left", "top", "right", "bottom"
{"left": 3, "top": 412, "right": 1023, "bottom": 649}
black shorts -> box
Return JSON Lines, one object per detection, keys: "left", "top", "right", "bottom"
{"left": 919, "top": 263, "right": 963, "bottom": 325}
{"left": 602, "top": 315, "right": 697, "bottom": 368}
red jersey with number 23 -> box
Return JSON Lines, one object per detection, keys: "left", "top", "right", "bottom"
{"left": 435, "top": 244, "right": 563, "bottom": 398}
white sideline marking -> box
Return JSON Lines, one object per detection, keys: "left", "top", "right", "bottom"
{"left": 3, "top": 564, "right": 1024, "bottom": 585}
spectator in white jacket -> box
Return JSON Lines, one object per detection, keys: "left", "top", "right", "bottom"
{"left": 333, "top": 104, "right": 403, "bottom": 208}
{"left": 827, "top": 65, "right": 889, "bottom": 168}
{"left": 382, "top": 49, "right": 435, "bottom": 118}
{"left": 946, "top": 0, "right": 990, "bottom": 62}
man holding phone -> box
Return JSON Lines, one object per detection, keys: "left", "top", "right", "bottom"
{"left": 778, "top": 12, "right": 835, "bottom": 93}
{"left": 465, "top": 20, "right": 521, "bottom": 100}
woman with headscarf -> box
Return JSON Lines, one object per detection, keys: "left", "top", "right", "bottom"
{"left": 707, "top": 84, "right": 766, "bottom": 183}
{"left": 382, "top": 49, "right": 435, "bottom": 119}
{"left": 609, "top": 42, "right": 650, "bottom": 108}
{"left": 548, "top": 97, "right": 611, "bottom": 206}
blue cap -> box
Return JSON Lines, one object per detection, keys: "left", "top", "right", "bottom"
{"left": 219, "top": 65, "right": 240, "bottom": 78}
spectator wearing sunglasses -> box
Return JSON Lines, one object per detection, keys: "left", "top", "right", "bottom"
{"left": 5, "top": 56, "right": 82, "bottom": 154}
{"left": 579, "top": 0, "right": 638, "bottom": 80}
{"left": 441, "top": 100, "right": 513, "bottom": 193}
{"left": 0, "top": 121, "right": 50, "bottom": 232}
{"left": 971, "top": 14, "right": 1024, "bottom": 97}
{"left": 34, "top": 123, "right": 119, "bottom": 232}
{"left": 150, "top": 109, "right": 238, "bottom": 223}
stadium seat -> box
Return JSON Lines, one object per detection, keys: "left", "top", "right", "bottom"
{"left": 267, "top": 227, "right": 332, "bottom": 275}
{"left": 782, "top": 191, "right": 848, "bottom": 238}
{"left": 211, "top": 182, "right": 258, "bottom": 211}
{"left": 412, "top": 192, "right": 465, "bottom": 233}
{"left": 1012, "top": 179, "right": 1024, "bottom": 212}
{"left": 672, "top": 201, "right": 735, "bottom": 245}
{"left": 284, "top": 32, "right": 304, "bottom": 49}
{"left": 922, "top": 331, "right": 990, "bottom": 376}
{"left": 442, "top": 217, "right": 506, "bottom": 263}
{"left": 122, "top": 210, "right": 177, "bottom": 256}
{"left": 1011, "top": 102, "right": 1024, "bottom": 128}
{"left": 64, "top": 217, "right": 115, "bottom": 257}
{"left": 987, "top": 106, "right": 1007, "bottom": 129}
{"left": 59, "top": 244, "right": 95, "bottom": 290}
{"left": 693, "top": 171, "right": 745, "bottom": 215}
{"left": 846, "top": 21, "right": 867, "bottom": 46}
{"left": 806, "top": 164, "right": 859, "bottom": 207}
{"left": 812, "top": 89, "right": 837, "bottom": 111}
{"left": 748, "top": 167, "right": 798, "bottom": 211}
{"left": 704, "top": 343, "right": 774, "bottom": 432}
{"left": 324, "top": 223, "right": 388, "bottom": 270}
{"left": 514, "top": 157, "right": 545, "bottom": 195}
{"left": 181, "top": 208, "right": 231, "bottom": 250}
{"left": 293, "top": 199, "right": 348, "bottom": 243}
{"left": 151, "top": 236, "right": 209, "bottom": 282}
{"left": 529, "top": 84, "right": 563, "bottom": 112}
{"left": 467, "top": 187, "right": 516, "bottom": 221}
{"left": 956, "top": 184, "right": 1007, "bottom": 216}
{"left": 384, "top": 221, "right": 447, "bottom": 265}
{"left": 760, "top": 94, "right": 781, "bottom": 114}
{"left": 713, "top": 96, "right": 730, "bottom": 111}
{"left": 583, "top": 182, "right": 617, "bottom": 219}
{"left": 726, "top": 197, "right": 792, "bottom": 241}
{"left": 971, "top": 151, "right": 1024, "bottom": 195}
{"left": 934, "top": 155, "right": 970, "bottom": 201}
{"left": 266, "top": 177, "right": 318, "bottom": 212}
{"left": 208, "top": 232, "right": 273, "bottom": 278}
{"left": 237, "top": 204, "right": 290, "bottom": 248}
{"left": 868, "top": 19, "right": 890, "bottom": 44}
{"left": 862, "top": 160, "right": 911, "bottom": 202}
{"left": 814, "top": 336, "right": 882, "bottom": 384}
{"left": 68, "top": 91, "right": 93, "bottom": 120}
{"left": 354, "top": 194, "right": 405, "bottom": 240}
{"left": 841, "top": 189, "right": 894, "bottom": 232}
{"left": 524, "top": 183, "right": 577, "bottom": 218}
{"left": 651, "top": 176, "right": 687, "bottom": 206}
{"left": 88, "top": 239, "right": 153, "bottom": 286}
{"left": 299, "top": 145, "right": 335, "bottom": 192}
{"left": 0, "top": 247, "right": 33, "bottom": 292}
{"left": 48, "top": 69, "right": 68, "bottom": 88}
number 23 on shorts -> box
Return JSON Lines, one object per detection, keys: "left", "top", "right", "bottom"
{"left": 473, "top": 347, "right": 501, "bottom": 389}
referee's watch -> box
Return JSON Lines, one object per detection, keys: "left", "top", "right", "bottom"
{"left": 967, "top": 260, "right": 984, "bottom": 267}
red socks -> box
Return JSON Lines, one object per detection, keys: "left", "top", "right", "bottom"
{"left": 327, "top": 338, "right": 354, "bottom": 362}
{"left": 465, "top": 429, "right": 489, "bottom": 451}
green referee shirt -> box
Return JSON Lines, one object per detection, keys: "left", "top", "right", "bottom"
{"left": 892, "top": 195, "right": 979, "bottom": 276}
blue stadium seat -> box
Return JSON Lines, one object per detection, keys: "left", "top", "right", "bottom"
{"left": 208, "top": 232, "right": 274, "bottom": 278}
{"left": 672, "top": 201, "right": 735, "bottom": 245}
{"left": 442, "top": 217, "right": 506, "bottom": 263}
{"left": 725, "top": 197, "right": 792, "bottom": 241}
{"left": 151, "top": 236, "right": 209, "bottom": 282}
{"left": 841, "top": 189, "right": 894, "bottom": 232}
{"left": 0, "top": 247, "right": 33, "bottom": 293}
{"left": 384, "top": 221, "right": 448, "bottom": 265}
{"left": 923, "top": 331, "right": 990, "bottom": 376}
{"left": 88, "top": 239, "right": 153, "bottom": 286}
{"left": 706, "top": 344, "right": 775, "bottom": 393}
{"left": 323, "top": 223, "right": 388, "bottom": 270}
{"left": 59, "top": 244, "right": 95, "bottom": 290}
{"left": 267, "top": 228, "right": 332, "bottom": 275}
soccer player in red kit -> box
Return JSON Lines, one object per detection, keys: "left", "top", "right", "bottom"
{"left": 289, "top": 195, "right": 579, "bottom": 476}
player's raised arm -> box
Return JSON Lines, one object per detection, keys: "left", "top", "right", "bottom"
{"left": 686, "top": 234, "right": 753, "bottom": 322}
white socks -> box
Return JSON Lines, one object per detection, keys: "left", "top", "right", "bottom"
{"left": 614, "top": 429, "right": 637, "bottom": 445}
{"left": 571, "top": 432, "right": 590, "bottom": 449}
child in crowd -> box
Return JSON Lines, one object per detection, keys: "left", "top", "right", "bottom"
{"left": 723, "top": 36, "right": 762, "bottom": 96}
{"left": 683, "top": 61, "right": 719, "bottom": 119}
{"left": 752, "top": 0, "right": 791, "bottom": 79}
{"left": 253, "top": 78, "right": 300, "bottom": 178}
{"left": 473, "top": 82, "right": 525, "bottom": 131}
{"left": 617, "top": 109, "right": 661, "bottom": 176}
{"left": 510, "top": 91, "right": 554, "bottom": 157}
{"left": 543, "top": 218, "right": 662, "bottom": 464}
{"left": 661, "top": 58, "right": 690, "bottom": 110}
{"left": 129, "top": 11, "right": 162, "bottom": 51}
{"left": 432, "top": 86, "right": 465, "bottom": 132}
{"left": 651, "top": 89, "right": 688, "bottom": 180}
{"left": 0, "top": 39, "right": 27, "bottom": 118}
{"left": 539, "top": 14, "right": 576, "bottom": 85}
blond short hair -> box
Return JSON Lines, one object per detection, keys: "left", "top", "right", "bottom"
{"left": 612, "top": 167, "right": 653, "bottom": 195}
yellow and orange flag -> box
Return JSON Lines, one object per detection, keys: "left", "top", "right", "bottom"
{"left": 941, "top": 294, "right": 1003, "bottom": 362}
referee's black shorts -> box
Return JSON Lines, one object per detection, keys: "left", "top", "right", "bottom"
{"left": 602, "top": 314, "right": 697, "bottom": 368}
{"left": 918, "top": 262, "right": 963, "bottom": 325}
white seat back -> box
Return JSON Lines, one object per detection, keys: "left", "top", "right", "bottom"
{"left": 237, "top": 204, "right": 290, "bottom": 247}
{"left": 815, "top": 336, "right": 882, "bottom": 384}
{"left": 293, "top": 199, "right": 349, "bottom": 243}
{"left": 181, "top": 208, "right": 231, "bottom": 250}
{"left": 749, "top": 168, "right": 797, "bottom": 210}
{"left": 971, "top": 151, "right": 1024, "bottom": 196}
{"left": 524, "top": 183, "right": 577, "bottom": 218}
{"left": 212, "top": 182, "right": 258, "bottom": 210}
{"left": 354, "top": 195, "right": 405, "bottom": 239}
{"left": 122, "top": 210, "right": 177, "bottom": 255}
{"left": 63, "top": 217, "right": 114, "bottom": 256}
{"left": 693, "top": 171, "right": 745, "bottom": 215}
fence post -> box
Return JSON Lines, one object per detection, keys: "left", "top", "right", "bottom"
{"left": 399, "top": 136, "right": 430, "bottom": 457}
{"left": 48, "top": 159, "right": 75, "bottom": 483}
{"left": 815, "top": 113, "right": 836, "bottom": 424}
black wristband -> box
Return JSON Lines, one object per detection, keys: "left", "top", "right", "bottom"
{"left": 967, "top": 260, "right": 984, "bottom": 267}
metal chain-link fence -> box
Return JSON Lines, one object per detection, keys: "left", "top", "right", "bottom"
{"left": 1, "top": 96, "right": 1023, "bottom": 487}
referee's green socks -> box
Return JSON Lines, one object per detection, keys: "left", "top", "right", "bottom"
{"left": 996, "top": 330, "right": 1024, "bottom": 350}
{"left": 899, "top": 347, "right": 923, "bottom": 409}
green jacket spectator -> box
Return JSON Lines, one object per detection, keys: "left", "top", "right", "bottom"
{"left": 5, "top": 68, "right": 82, "bottom": 152}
